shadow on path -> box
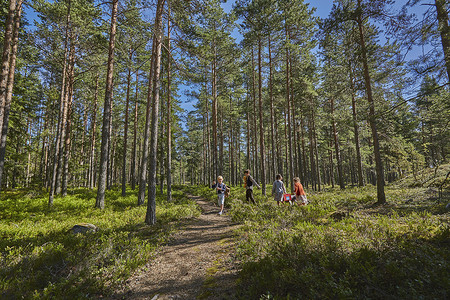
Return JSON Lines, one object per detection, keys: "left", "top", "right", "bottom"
{"left": 111, "top": 194, "right": 240, "bottom": 300}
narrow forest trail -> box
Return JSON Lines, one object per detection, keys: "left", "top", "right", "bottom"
{"left": 112, "top": 195, "right": 241, "bottom": 300}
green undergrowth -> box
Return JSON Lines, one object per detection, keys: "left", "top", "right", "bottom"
{"left": 188, "top": 183, "right": 449, "bottom": 299}
{"left": 0, "top": 185, "right": 200, "bottom": 299}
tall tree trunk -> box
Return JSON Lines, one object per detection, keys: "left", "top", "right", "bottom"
{"left": 81, "top": 99, "right": 88, "bottom": 187}
{"left": 246, "top": 90, "right": 250, "bottom": 170}
{"left": 251, "top": 47, "right": 258, "bottom": 181}
{"left": 308, "top": 116, "right": 316, "bottom": 190}
{"left": 349, "top": 60, "right": 364, "bottom": 186}
{"left": 296, "top": 121, "right": 304, "bottom": 184}
{"left": 330, "top": 97, "right": 345, "bottom": 189}
{"left": 145, "top": 0, "right": 165, "bottom": 225}
{"left": 435, "top": 0, "right": 450, "bottom": 82}
{"left": 107, "top": 90, "right": 114, "bottom": 190}
{"left": 328, "top": 126, "right": 335, "bottom": 188}
{"left": 0, "top": 0, "right": 17, "bottom": 132}
{"left": 166, "top": 7, "right": 172, "bottom": 200}
{"left": 312, "top": 112, "right": 321, "bottom": 192}
{"left": 356, "top": 0, "right": 386, "bottom": 204}
{"left": 258, "top": 38, "right": 266, "bottom": 195}
{"left": 131, "top": 72, "right": 139, "bottom": 190}
{"left": 138, "top": 37, "right": 156, "bottom": 206}
{"left": 159, "top": 91, "right": 164, "bottom": 194}
{"left": 0, "top": 0, "right": 22, "bottom": 190}
{"left": 122, "top": 49, "right": 132, "bottom": 197}
{"left": 229, "top": 96, "right": 234, "bottom": 186}
{"left": 219, "top": 108, "right": 224, "bottom": 176}
{"left": 300, "top": 117, "right": 308, "bottom": 188}
{"left": 286, "top": 39, "right": 294, "bottom": 191}
{"left": 89, "top": 74, "right": 99, "bottom": 189}
{"left": 96, "top": 0, "right": 118, "bottom": 209}
{"left": 49, "top": 0, "right": 71, "bottom": 204}
{"left": 205, "top": 81, "right": 211, "bottom": 184}
{"left": 62, "top": 37, "right": 75, "bottom": 196}
{"left": 212, "top": 38, "right": 218, "bottom": 179}
{"left": 269, "top": 38, "right": 276, "bottom": 177}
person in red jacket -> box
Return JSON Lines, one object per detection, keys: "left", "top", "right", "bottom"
{"left": 293, "top": 177, "right": 308, "bottom": 205}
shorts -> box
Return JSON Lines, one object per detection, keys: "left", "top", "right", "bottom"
{"left": 218, "top": 193, "right": 225, "bottom": 206}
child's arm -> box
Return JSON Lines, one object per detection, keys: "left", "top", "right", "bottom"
{"left": 251, "top": 177, "right": 261, "bottom": 189}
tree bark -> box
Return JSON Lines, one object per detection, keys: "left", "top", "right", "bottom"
{"left": 131, "top": 72, "right": 139, "bottom": 190}
{"left": 269, "top": 37, "right": 276, "bottom": 176}
{"left": 166, "top": 7, "right": 172, "bottom": 201}
{"left": 349, "top": 60, "right": 364, "bottom": 186}
{"left": 0, "top": 0, "right": 22, "bottom": 190}
{"left": 62, "top": 36, "right": 75, "bottom": 196}
{"left": 89, "top": 74, "right": 99, "bottom": 189}
{"left": 251, "top": 47, "right": 258, "bottom": 181}
{"left": 330, "top": 97, "right": 345, "bottom": 189}
{"left": 258, "top": 38, "right": 266, "bottom": 195}
{"left": 212, "top": 36, "right": 218, "bottom": 179}
{"left": 286, "top": 38, "right": 294, "bottom": 191}
{"left": 0, "top": 0, "right": 17, "bottom": 132}
{"left": 435, "top": 0, "right": 450, "bottom": 82}
{"left": 138, "top": 36, "right": 156, "bottom": 206}
{"left": 122, "top": 49, "right": 132, "bottom": 197}
{"left": 96, "top": 0, "right": 118, "bottom": 209}
{"left": 356, "top": 0, "right": 386, "bottom": 204}
{"left": 145, "top": 0, "right": 165, "bottom": 225}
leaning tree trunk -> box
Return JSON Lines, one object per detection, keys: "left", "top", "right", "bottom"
{"left": 0, "top": 0, "right": 22, "bottom": 190}
{"left": 96, "top": 0, "right": 118, "bottom": 209}
{"left": 145, "top": 0, "right": 165, "bottom": 225}
{"left": 356, "top": 0, "right": 386, "bottom": 204}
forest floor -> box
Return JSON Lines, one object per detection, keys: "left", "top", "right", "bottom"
{"left": 111, "top": 194, "right": 241, "bottom": 300}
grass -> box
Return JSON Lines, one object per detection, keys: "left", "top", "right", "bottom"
{"left": 0, "top": 185, "right": 200, "bottom": 299}
{"left": 2, "top": 173, "right": 448, "bottom": 299}
{"left": 186, "top": 180, "right": 449, "bottom": 299}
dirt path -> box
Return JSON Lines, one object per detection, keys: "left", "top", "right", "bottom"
{"left": 112, "top": 195, "right": 241, "bottom": 300}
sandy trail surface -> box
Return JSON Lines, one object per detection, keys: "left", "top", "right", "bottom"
{"left": 111, "top": 194, "right": 241, "bottom": 300}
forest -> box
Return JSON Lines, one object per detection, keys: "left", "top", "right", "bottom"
{"left": 0, "top": 0, "right": 449, "bottom": 299}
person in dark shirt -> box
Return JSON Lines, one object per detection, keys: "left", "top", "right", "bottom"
{"left": 243, "top": 169, "right": 260, "bottom": 204}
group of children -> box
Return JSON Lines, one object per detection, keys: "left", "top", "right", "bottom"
{"left": 272, "top": 175, "right": 308, "bottom": 206}
{"left": 212, "top": 170, "right": 308, "bottom": 215}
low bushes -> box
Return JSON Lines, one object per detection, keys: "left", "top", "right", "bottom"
{"left": 0, "top": 186, "right": 200, "bottom": 299}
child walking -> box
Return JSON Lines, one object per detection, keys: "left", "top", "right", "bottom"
{"left": 243, "top": 169, "right": 260, "bottom": 204}
{"left": 293, "top": 177, "right": 308, "bottom": 205}
{"left": 272, "top": 174, "right": 287, "bottom": 206}
{"left": 216, "top": 176, "right": 226, "bottom": 215}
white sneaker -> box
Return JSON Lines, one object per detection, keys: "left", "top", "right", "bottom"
{"left": 218, "top": 211, "right": 223, "bottom": 215}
